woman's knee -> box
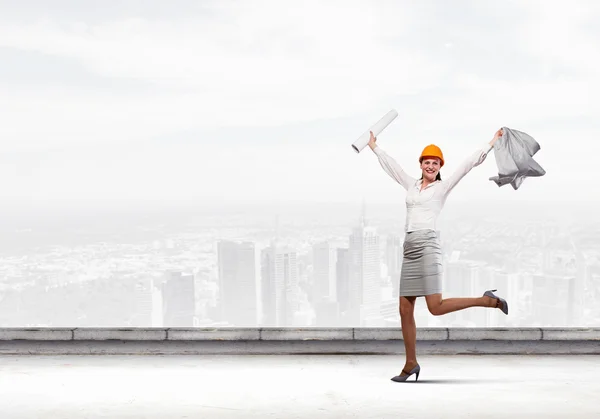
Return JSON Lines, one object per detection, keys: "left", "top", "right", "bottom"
{"left": 399, "top": 297, "right": 415, "bottom": 318}
{"left": 400, "top": 306, "right": 413, "bottom": 318}
{"left": 425, "top": 294, "right": 443, "bottom": 316}
{"left": 426, "top": 305, "right": 443, "bottom": 316}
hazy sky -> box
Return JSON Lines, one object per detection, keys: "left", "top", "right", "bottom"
{"left": 1, "top": 0, "right": 599, "bottom": 207}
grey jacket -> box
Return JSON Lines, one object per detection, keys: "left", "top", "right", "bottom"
{"left": 489, "top": 127, "right": 545, "bottom": 190}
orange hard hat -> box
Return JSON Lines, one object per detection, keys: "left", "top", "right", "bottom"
{"left": 419, "top": 144, "right": 444, "bottom": 167}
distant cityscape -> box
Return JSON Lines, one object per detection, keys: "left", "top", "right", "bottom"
{"left": 0, "top": 200, "right": 599, "bottom": 328}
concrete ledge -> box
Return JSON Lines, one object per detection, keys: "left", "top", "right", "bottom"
{"left": 353, "top": 328, "right": 448, "bottom": 341}
{"left": 0, "top": 328, "right": 74, "bottom": 341}
{"left": 73, "top": 328, "right": 167, "bottom": 341}
{"left": 0, "top": 340, "right": 599, "bottom": 355}
{"left": 260, "top": 328, "right": 354, "bottom": 341}
{"left": 167, "top": 328, "right": 260, "bottom": 341}
{"left": 541, "top": 327, "right": 600, "bottom": 340}
{"left": 449, "top": 328, "right": 543, "bottom": 341}
{"left": 0, "top": 327, "right": 598, "bottom": 355}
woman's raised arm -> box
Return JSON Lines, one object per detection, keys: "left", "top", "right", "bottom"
{"left": 369, "top": 131, "right": 416, "bottom": 191}
{"left": 441, "top": 128, "right": 503, "bottom": 197}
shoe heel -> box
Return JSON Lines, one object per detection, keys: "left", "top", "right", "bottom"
{"left": 483, "top": 289, "right": 508, "bottom": 315}
{"left": 415, "top": 371, "right": 420, "bottom": 382}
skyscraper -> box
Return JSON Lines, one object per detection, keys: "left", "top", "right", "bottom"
{"left": 162, "top": 271, "right": 195, "bottom": 327}
{"left": 347, "top": 202, "right": 382, "bottom": 325}
{"left": 336, "top": 247, "right": 350, "bottom": 315}
{"left": 261, "top": 244, "right": 299, "bottom": 326}
{"left": 131, "top": 277, "right": 162, "bottom": 327}
{"left": 386, "top": 234, "right": 402, "bottom": 298}
{"left": 312, "top": 241, "right": 337, "bottom": 303}
{"left": 312, "top": 241, "right": 338, "bottom": 326}
{"left": 217, "top": 240, "right": 258, "bottom": 326}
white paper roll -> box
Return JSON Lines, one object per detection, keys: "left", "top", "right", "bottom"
{"left": 351, "top": 109, "right": 399, "bottom": 153}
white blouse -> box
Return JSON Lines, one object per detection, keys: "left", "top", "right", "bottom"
{"left": 373, "top": 143, "right": 493, "bottom": 232}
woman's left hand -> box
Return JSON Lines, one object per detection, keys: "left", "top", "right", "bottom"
{"left": 494, "top": 128, "right": 503, "bottom": 140}
{"left": 490, "top": 128, "right": 503, "bottom": 146}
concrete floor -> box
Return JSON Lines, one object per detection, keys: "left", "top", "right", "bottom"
{"left": 0, "top": 355, "right": 598, "bottom": 418}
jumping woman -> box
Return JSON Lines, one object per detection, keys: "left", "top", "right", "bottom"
{"left": 367, "top": 128, "right": 509, "bottom": 383}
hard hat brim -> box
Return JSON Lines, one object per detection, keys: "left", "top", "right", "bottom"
{"left": 419, "top": 155, "right": 445, "bottom": 167}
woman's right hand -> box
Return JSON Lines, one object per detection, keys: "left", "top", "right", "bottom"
{"left": 368, "top": 131, "right": 377, "bottom": 150}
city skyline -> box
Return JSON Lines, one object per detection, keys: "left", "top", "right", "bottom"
{"left": 0, "top": 200, "right": 598, "bottom": 329}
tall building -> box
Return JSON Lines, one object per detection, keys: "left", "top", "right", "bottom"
{"left": 380, "top": 298, "right": 399, "bottom": 326}
{"left": 347, "top": 201, "right": 382, "bottom": 325}
{"left": 386, "top": 234, "right": 402, "bottom": 298}
{"left": 195, "top": 272, "right": 219, "bottom": 325}
{"left": 532, "top": 273, "right": 573, "bottom": 326}
{"left": 445, "top": 259, "right": 477, "bottom": 297}
{"left": 217, "top": 240, "right": 258, "bottom": 326}
{"left": 336, "top": 247, "right": 350, "bottom": 315}
{"left": 539, "top": 234, "right": 585, "bottom": 326}
{"left": 131, "top": 277, "right": 162, "bottom": 327}
{"left": 261, "top": 244, "right": 299, "bottom": 326}
{"left": 312, "top": 241, "right": 339, "bottom": 326}
{"left": 573, "top": 247, "right": 586, "bottom": 325}
{"left": 312, "top": 241, "right": 337, "bottom": 302}
{"left": 162, "top": 271, "right": 195, "bottom": 327}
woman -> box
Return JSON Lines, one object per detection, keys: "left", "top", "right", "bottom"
{"left": 368, "top": 128, "right": 508, "bottom": 383}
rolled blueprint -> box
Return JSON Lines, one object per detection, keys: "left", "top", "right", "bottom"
{"left": 351, "top": 109, "right": 398, "bottom": 153}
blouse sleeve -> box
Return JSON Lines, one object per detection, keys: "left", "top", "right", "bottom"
{"left": 373, "top": 146, "right": 417, "bottom": 191}
{"left": 441, "top": 142, "right": 493, "bottom": 197}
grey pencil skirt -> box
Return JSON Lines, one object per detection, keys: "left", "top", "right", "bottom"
{"left": 399, "top": 229, "right": 443, "bottom": 297}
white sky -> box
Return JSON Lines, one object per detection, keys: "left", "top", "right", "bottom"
{"left": 1, "top": 0, "right": 599, "bottom": 207}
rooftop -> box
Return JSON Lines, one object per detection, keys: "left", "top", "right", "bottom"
{"left": 2, "top": 353, "right": 598, "bottom": 418}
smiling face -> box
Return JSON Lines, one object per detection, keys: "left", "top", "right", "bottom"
{"left": 420, "top": 157, "right": 441, "bottom": 183}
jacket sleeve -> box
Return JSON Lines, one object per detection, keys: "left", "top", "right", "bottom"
{"left": 441, "top": 142, "right": 493, "bottom": 197}
{"left": 373, "top": 146, "right": 416, "bottom": 190}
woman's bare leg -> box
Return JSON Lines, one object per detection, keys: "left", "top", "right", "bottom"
{"left": 399, "top": 296, "right": 418, "bottom": 374}
{"left": 424, "top": 293, "right": 502, "bottom": 316}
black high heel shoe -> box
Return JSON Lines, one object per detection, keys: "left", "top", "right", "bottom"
{"left": 391, "top": 364, "right": 420, "bottom": 382}
{"left": 483, "top": 289, "right": 508, "bottom": 315}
